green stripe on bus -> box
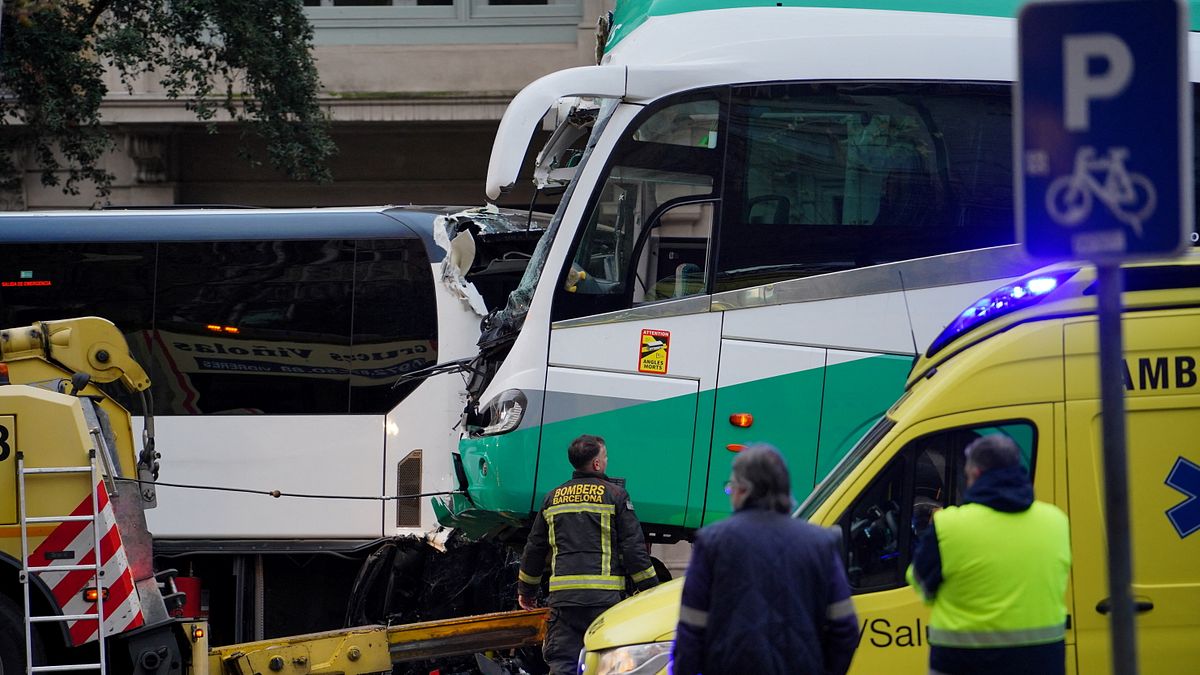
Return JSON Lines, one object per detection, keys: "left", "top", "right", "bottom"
{"left": 607, "top": 1, "right": 1200, "bottom": 52}
{"left": 460, "top": 354, "right": 911, "bottom": 527}
{"left": 607, "top": 0, "right": 1028, "bottom": 52}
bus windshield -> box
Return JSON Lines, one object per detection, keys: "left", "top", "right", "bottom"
{"left": 501, "top": 98, "right": 621, "bottom": 320}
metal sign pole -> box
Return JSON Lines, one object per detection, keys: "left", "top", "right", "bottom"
{"left": 1096, "top": 262, "right": 1137, "bottom": 675}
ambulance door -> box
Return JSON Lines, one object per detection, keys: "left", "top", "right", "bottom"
{"left": 1064, "top": 313, "right": 1200, "bottom": 674}
{"left": 814, "top": 407, "right": 1053, "bottom": 675}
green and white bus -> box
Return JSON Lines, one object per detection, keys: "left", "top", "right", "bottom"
{"left": 439, "top": 0, "right": 1200, "bottom": 542}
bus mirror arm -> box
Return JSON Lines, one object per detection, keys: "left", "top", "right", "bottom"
{"left": 391, "top": 357, "right": 478, "bottom": 389}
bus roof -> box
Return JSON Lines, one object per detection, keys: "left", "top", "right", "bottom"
{"left": 0, "top": 206, "right": 439, "bottom": 242}
{"left": 0, "top": 206, "right": 549, "bottom": 266}
{"left": 605, "top": 0, "right": 1200, "bottom": 53}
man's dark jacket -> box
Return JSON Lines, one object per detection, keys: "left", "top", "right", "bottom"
{"left": 518, "top": 470, "right": 658, "bottom": 607}
{"left": 673, "top": 507, "right": 859, "bottom": 675}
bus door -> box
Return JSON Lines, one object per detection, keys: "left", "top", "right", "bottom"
{"left": 705, "top": 335, "right": 914, "bottom": 526}
{"left": 543, "top": 309, "right": 720, "bottom": 528}
{"left": 541, "top": 93, "right": 726, "bottom": 529}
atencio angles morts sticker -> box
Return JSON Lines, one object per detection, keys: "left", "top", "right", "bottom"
{"left": 638, "top": 329, "right": 671, "bottom": 374}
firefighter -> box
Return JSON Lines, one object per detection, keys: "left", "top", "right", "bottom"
{"left": 517, "top": 434, "right": 660, "bottom": 675}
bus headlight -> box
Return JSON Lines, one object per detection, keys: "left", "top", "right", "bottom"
{"left": 476, "top": 389, "right": 527, "bottom": 437}
{"left": 591, "top": 642, "right": 672, "bottom": 675}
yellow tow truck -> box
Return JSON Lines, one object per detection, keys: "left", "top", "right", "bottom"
{"left": 0, "top": 317, "right": 547, "bottom": 674}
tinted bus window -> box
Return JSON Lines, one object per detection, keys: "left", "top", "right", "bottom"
{"left": 349, "top": 238, "right": 438, "bottom": 413}
{"left": 0, "top": 236, "right": 439, "bottom": 416}
{"left": 0, "top": 243, "right": 156, "bottom": 410}
{"left": 153, "top": 240, "right": 356, "bottom": 415}
{"left": 0, "top": 243, "right": 155, "bottom": 331}
{"left": 717, "top": 82, "right": 1014, "bottom": 291}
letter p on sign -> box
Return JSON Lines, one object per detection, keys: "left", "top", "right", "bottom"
{"left": 1064, "top": 34, "right": 1133, "bottom": 132}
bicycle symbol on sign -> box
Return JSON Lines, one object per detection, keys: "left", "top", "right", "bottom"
{"left": 1045, "top": 146, "right": 1157, "bottom": 236}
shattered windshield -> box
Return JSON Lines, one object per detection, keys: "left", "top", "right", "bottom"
{"left": 502, "top": 97, "right": 621, "bottom": 318}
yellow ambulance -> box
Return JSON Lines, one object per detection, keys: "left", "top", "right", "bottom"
{"left": 580, "top": 252, "right": 1200, "bottom": 675}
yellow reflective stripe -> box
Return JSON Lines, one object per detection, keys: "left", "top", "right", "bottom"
{"left": 928, "top": 624, "right": 1065, "bottom": 647}
{"left": 827, "top": 598, "right": 856, "bottom": 620}
{"left": 518, "top": 570, "right": 541, "bottom": 585}
{"left": 548, "top": 574, "right": 624, "bottom": 592}
{"left": 544, "top": 503, "right": 615, "bottom": 518}
{"left": 678, "top": 605, "right": 708, "bottom": 628}
{"left": 631, "top": 566, "right": 657, "bottom": 583}
{"left": 601, "top": 512, "right": 612, "bottom": 577}
{"left": 548, "top": 513, "right": 558, "bottom": 577}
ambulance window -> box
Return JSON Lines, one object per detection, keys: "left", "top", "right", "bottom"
{"left": 843, "top": 459, "right": 905, "bottom": 591}
{"left": 840, "top": 421, "right": 1036, "bottom": 591}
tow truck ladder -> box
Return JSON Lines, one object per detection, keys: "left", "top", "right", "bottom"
{"left": 17, "top": 441, "right": 115, "bottom": 674}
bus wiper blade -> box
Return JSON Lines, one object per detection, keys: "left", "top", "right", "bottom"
{"left": 391, "top": 357, "right": 478, "bottom": 388}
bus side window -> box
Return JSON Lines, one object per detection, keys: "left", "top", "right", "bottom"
{"left": 0, "top": 242, "right": 156, "bottom": 411}
{"left": 839, "top": 421, "right": 1036, "bottom": 592}
{"left": 716, "top": 82, "right": 1014, "bottom": 293}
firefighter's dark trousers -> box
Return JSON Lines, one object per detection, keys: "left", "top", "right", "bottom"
{"left": 543, "top": 605, "right": 608, "bottom": 675}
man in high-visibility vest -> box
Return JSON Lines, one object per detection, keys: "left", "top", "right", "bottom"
{"left": 908, "top": 434, "right": 1071, "bottom": 675}
{"left": 517, "top": 434, "right": 659, "bottom": 675}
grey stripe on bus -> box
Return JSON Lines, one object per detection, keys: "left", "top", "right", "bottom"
{"left": 540, "top": 389, "right": 647, "bottom": 425}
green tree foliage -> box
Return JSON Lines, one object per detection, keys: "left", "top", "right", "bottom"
{"left": 0, "top": 0, "right": 335, "bottom": 196}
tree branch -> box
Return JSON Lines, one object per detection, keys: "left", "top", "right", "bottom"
{"left": 76, "top": 0, "right": 115, "bottom": 39}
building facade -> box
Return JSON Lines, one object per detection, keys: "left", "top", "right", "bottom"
{"left": 7, "top": 0, "right": 609, "bottom": 210}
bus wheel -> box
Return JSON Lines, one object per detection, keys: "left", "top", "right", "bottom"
{"left": 0, "top": 593, "right": 44, "bottom": 675}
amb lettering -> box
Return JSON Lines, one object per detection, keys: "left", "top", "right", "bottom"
{"left": 552, "top": 483, "right": 606, "bottom": 505}
{"left": 858, "top": 617, "right": 929, "bottom": 648}
{"left": 1122, "top": 355, "right": 1197, "bottom": 391}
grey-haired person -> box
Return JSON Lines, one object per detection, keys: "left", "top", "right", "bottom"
{"left": 672, "top": 444, "right": 859, "bottom": 675}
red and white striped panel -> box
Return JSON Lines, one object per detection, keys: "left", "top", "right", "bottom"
{"left": 27, "top": 482, "right": 145, "bottom": 646}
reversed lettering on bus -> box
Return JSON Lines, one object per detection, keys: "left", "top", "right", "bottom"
{"left": 1122, "top": 355, "right": 1197, "bottom": 391}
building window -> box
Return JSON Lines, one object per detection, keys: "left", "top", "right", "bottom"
{"left": 304, "top": 0, "right": 585, "bottom": 46}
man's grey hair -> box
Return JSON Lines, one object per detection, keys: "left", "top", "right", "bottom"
{"left": 964, "top": 434, "right": 1023, "bottom": 474}
{"left": 731, "top": 444, "right": 793, "bottom": 514}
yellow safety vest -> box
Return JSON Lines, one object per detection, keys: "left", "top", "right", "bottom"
{"left": 910, "top": 501, "right": 1070, "bottom": 648}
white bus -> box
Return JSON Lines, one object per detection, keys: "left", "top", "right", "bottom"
{"left": 0, "top": 205, "right": 546, "bottom": 642}
{"left": 443, "top": 1, "right": 1200, "bottom": 547}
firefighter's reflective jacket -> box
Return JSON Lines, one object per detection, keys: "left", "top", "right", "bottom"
{"left": 518, "top": 470, "right": 659, "bottom": 607}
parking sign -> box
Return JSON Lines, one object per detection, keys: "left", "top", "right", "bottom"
{"left": 1017, "top": 0, "right": 1192, "bottom": 261}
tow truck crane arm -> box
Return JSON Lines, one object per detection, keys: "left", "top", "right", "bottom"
{"left": 1, "top": 317, "right": 151, "bottom": 392}
{"left": 1, "top": 317, "right": 158, "bottom": 483}
{"left": 203, "top": 608, "right": 549, "bottom": 675}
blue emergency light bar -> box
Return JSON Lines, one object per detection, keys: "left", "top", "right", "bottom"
{"left": 925, "top": 269, "right": 1079, "bottom": 358}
